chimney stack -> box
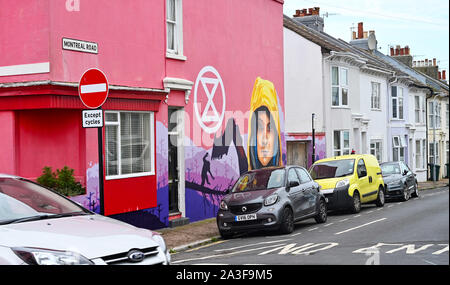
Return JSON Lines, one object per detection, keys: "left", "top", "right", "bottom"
{"left": 293, "top": 7, "right": 324, "bottom": 32}
{"left": 358, "top": 22, "right": 364, "bottom": 39}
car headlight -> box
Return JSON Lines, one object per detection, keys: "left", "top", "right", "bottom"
{"left": 220, "top": 200, "right": 228, "bottom": 210}
{"left": 336, "top": 179, "right": 350, "bottom": 188}
{"left": 264, "top": 194, "right": 279, "bottom": 206}
{"left": 12, "top": 247, "right": 93, "bottom": 265}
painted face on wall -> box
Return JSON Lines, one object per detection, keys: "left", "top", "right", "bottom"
{"left": 247, "top": 77, "right": 282, "bottom": 170}
{"left": 256, "top": 109, "right": 276, "bottom": 167}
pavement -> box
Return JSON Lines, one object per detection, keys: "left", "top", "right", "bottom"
{"left": 157, "top": 179, "right": 449, "bottom": 253}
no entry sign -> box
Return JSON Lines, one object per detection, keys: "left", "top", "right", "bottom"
{"left": 78, "top": 68, "right": 109, "bottom": 109}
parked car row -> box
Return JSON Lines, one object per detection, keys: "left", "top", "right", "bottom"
{"left": 0, "top": 154, "right": 419, "bottom": 264}
{"left": 217, "top": 154, "right": 418, "bottom": 239}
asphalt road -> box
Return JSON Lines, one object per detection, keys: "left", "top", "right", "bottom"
{"left": 171, "top": 187, "right": 449, "bottom": 265}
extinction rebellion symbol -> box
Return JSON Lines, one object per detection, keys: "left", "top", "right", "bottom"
{"left": 193, "top": 66, "right": 226, "bottom": 134}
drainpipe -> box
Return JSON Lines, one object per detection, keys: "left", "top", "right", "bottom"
{"left": 409, "top": 83, "right": 435, "bottom": 181}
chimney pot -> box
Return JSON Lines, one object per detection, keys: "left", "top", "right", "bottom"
{"left": 400, "top": 48, "right": 404, "bottom": 56}
{"left": 363, "top": 31, "right": 368, "bottom": 38}
{"left": 312, "top": 7, "right": 320, "bottom": 15}
{"left": 438, "top": 71, "right": 441, "bottom": 80}
{"left": 358, "top": 22, "right": 363, "bottom": 39}
{"left": 443, "top": 70, "right": 447, "bottom": 80}
{"left": 433, "top": 58, "right": 436, "bottom": 66}
{"left": 405, "top": 46, "right": 410, "bottom": 55}
{"left": 390, "top": 47, "right": 394, "bottom": 56}
{"left": 353, "top": 31, "right": 357, "bottom": 40}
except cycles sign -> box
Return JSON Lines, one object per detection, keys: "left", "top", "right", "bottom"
{"left": 82, "top": 109, "right": 103, "bottom": 128}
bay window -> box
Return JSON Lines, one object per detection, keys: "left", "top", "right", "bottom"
{"left": 392, "top": 136, "right": 405, "bottom": 162}
{"left": 105, "top": 111, "right": 155, "bottom": 178}
{"left": 333, "top": 130, "right": 350, "bottom": 156}
{"left": 331, "top": 66, "right": 349, "bottom": 107}
{"left": 370, "top": 140, "right": 382, "bottom": 162}
{"left": 371, "top": 82, "right": 381, "bottom": 110}
{"left": 391, "top": 86, "right": 404, "bottom": 119}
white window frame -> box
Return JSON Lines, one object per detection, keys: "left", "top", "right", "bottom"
{"left": 392, "top": 135, "right": 405, "bottom": 162}
{"left": 446, "top": 103, "right": 449, "bottom": 128}
{"left": 415, "top": 139, "right": 426, "bottom": 170}
{"left": 414, "top": 95, "right": 421, "bottom": 124}
{"left": 429, "top": 101, "right": 441, "bottom": 129}
{"left": 391, "top": 86, "right": 404, "bottom": 120}
{"left": 331, "top": 66, "right": 349, "bottom": 107}
{"left": 166, "top": 0, "right": 186, "bottom": 60}
{"left": 371, "top": 82, "right": 381, "bottom": 110}
{"left": 333, "top": 130, "right": 350, "bottom": 156}
{"left": 429, "top": 142, "right": 440, "bottom": 165}
{"left": 105, "top": 111, "right": 155, "bottom": 180}
{"left": 370, "top": 140, "right": 383, "bottom": 162}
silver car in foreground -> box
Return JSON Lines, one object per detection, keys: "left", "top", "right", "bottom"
{"left": 0, "top": 174, "right": 170, "bottom": 265}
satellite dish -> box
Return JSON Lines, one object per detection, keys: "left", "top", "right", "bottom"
{"left": 368, "top": 32, "right": 377, "bottom": 50}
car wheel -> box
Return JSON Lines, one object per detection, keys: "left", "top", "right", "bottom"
{"left": 401, "top": 184, "right": 410, "bottom": 202}
{"left": 279, "top": 207, "right": 294, "bottom": 234}
{"left": 411, "top": 182, "right": 419, "bottom": 198}
{"left": 350, "top": 191, "right": 361, "bottom": 214}
{"left": 375, "top": 186, "right": 385, "bottom": 207}
{"left": 315, "top": 199, "right": 327, "bottom": 224}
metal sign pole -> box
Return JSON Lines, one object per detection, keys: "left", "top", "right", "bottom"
{"left": 97, "top": 107, "right": 105, "bottom": 215}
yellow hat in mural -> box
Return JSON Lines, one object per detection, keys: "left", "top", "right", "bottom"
{"left": 247, "top": 77, "right": 282, "bottom": 170}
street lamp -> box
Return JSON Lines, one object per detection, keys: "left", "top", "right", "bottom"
{"left": 312, "top": 113, "right": 316, "bottom": 164}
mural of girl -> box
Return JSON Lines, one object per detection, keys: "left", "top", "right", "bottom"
{"left": 247, "top": 77, "right": 283, "bottom": 170}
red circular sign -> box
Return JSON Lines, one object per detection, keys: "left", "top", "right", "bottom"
{"left": 78, "top": 68, "right": 109, "bottom": 109}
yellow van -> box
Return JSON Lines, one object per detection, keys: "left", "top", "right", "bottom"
{"left": 309, "top": 154, "right": 385, "bottom": 213}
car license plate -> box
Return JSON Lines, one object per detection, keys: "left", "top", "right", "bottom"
{"left": 235, "top": 214, "right": 257, "bottom": 222}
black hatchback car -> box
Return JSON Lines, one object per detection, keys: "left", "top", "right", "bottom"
{"left": 216, "top": 166, "right": 327, "bottom": 239}
{"left": 380, "top": 161, "right": 419, "bottom": 201}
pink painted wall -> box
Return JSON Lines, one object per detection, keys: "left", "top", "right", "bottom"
{"left": 15, "top": 109, "right": 86, "bottom": 181}
{"left": 48, "top": 0, "right": 166, "bottom": 88}
{"left": 166, "top": 0, "right": 285, "bottom": 140}
{"left": 1, "top": 0, "right": 166, "bottom": 89}
{"left": 0, "top": 0, "right": 50, "bottom": 82}
{"left": 0, "top": 112, "right": 16, "bottom": 174}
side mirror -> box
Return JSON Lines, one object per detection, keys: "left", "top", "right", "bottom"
{"left": 403, "top": 170, "right": 408, "bottom": 176}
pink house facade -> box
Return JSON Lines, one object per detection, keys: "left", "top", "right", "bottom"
{"left": 0, "top": 0, "right": 285, "bottom": 229}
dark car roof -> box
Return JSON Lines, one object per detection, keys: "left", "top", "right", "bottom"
{"left": 247, "top": 165, "right": 305, "bottom": 173}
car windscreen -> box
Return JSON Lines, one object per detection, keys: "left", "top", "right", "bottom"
{"left": 0, "top": 178, "right": 88, "bottom": 224}
{"left": 232, "top": 169, "right": 285, "bottom": 193}
{"left": 310, "top": 159, "right": 355, "bottom": 180}
{"left": 380, "top": 163, "right": 401, "bottom": 175}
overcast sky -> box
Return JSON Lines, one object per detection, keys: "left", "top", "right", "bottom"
{"left": 283, "top": 0, "right": 450, "bottom": 76}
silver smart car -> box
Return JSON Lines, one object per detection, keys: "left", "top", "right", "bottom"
{"left": 217, "top": 166, "right": 327, "bottom": 239}
{"left": 0, "top": 174, "right": 170, "bottom": 265}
